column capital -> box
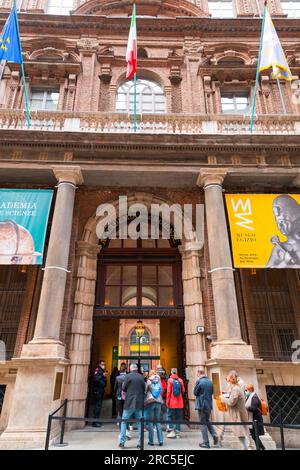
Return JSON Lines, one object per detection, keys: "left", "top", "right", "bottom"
{"left": 52, "top": 165, "right": 84, "bottom": 185}
{"left": 178, "top": 241, "right": 204, "bottom": 256}
{"left": 76, "top": 241, "right": 101, "bottom": 257}
{"left": 197, "top": 168, "right": 228, "bottom": 188}
{"left": 292, "top": 173, "right": 300, "bottom": 188}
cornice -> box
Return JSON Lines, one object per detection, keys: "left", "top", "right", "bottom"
{"left": 0, "top": 129, "right": 300, "bottom": 156}
{"left": 1, "top": 14, "right": 300, "bottom": 37}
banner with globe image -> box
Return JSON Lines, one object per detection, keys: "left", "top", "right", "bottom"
{"left": 0, "top": 189, "right": 53, "bottom": 265}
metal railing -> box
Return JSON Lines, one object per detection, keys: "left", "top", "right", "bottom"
{"left": 45, "top": 400, "right": 299, "bottom": 451}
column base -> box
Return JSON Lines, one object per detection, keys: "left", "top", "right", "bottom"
{"left": 0, "top": 342, "right": 69, "bottom": 450}
{"left": 218, "top": 424, "right": 245, "bottom": 450}
{"left": 258, "top": 432, "right": 277, "bottom": 450}
{"left": 205, "top": 357, "right": 277, "bottom": 450}
{"left": 0, "top": 426, "right": 61, "bottom": 450}
{"left": 210, "top": 339, "right": 255, "bottom": 360}
{"left": 21, "top": 339, "right": 66, "bottom": 359}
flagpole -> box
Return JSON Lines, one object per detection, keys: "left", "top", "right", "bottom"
{"left": 13, "top": 0, "right": 30, "bottom": 128}
{"left": 134, "top": 72, "right": 137, "bottom": 132}
{"left": 249, "top": 2, "right": 267, "bottom": 134}
{"left": 276, "top": 78, "right": 287, "bottom": 114}
{"left": 133, "top": 2, "right": 137, "bottom": 132}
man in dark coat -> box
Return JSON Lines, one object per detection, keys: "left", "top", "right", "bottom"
{"left": 93, "top": 359, "right": 107, "bottom": 427}
{"left": 118, "top": 363, "right": 145, "bottom": 448}
{"left": 193, "top": 369, "right": 219, "bottom": 448}
{"left": 110, "top": 366, "right": 119, "bottom": 418}
{"left": 245, "top": 384, "right": 265, "bottom": 450}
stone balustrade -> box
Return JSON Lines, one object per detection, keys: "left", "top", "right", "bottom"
{"left": 0, "top": 109, "right": 299, "bottom": 135}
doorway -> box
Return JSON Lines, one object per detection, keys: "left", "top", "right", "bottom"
{"left": 91, "top": 317, "right": 183, "bottom": 386}
{"left": 88, "top": 230, "right": 185, "bottom": 418}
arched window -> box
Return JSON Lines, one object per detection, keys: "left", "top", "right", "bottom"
{"left": 46, "top": 0, "right": 74, "bottom": 15}
{"left": 116, "top": 79, "right": 165, "bottom": 114}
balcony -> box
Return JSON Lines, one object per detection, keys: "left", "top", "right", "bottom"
{"left": 0, "top": 109, "right": 299, "bottom": 135}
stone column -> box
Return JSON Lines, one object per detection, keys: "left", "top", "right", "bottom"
{"left": 28, "top": 166, "right": 83, "bottom": 354}
{"left": 180, "top": 243, "right": 207, "bottom": 420}
{"left": 197, "top": 170, "right": 276, "bottom": 449}
{"left": 0, "top": 166, "right": 83, "bottom": 449}
{"left": 197, "top": 169, "right": 254, "bottom": 359}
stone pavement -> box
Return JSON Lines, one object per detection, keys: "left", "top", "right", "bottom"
{"left": 49, "top": 399, "right": 226, "bottom": 451}
{"left": 49, "top": 424, "right": 225, "bottom": 451}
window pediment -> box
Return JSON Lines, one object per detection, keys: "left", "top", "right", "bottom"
{"left": 7, "top": 46, "right": 82, "bottom": 79}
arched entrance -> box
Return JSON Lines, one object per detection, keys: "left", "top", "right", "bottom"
{"left": 65, "top": 193, "right": 205, "bottom": 423}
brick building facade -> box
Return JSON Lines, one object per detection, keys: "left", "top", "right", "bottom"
{"left": 0, "top": 0, "right": 299, "bottom": 449}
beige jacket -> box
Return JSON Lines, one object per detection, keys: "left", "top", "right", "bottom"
{"left": 222, "top": 384, "right": 249, "bottom": 438}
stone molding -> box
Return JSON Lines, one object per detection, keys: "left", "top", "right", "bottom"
{"left": 197, "top": 168, "right": 228, "bottom": 187}
{"left": 76, "top": 241, "right": 101, "bottom": 258}
{"left": 52, "top": 165, "right": 84, "bottom": 185}
{"left": 292, "top": 173, "right": 300, "bottom": 188}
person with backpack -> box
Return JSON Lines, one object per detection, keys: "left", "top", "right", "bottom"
{"left": 144, "top": 370, "right": 164, "bottom": 446}
{"left": 244, "top": 384, "right": 266, "bottom": 450}
{"left": 166, "top": 367, "right": 185, "bottom": 438}
{"left": 156, "top": 366, "right": 168, "bottom": 430}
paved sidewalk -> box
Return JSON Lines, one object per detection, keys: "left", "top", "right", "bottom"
{"left": 50, "top": 424, "right": 225, "bottom": 451}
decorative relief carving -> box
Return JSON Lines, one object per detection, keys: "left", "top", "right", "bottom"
{"left": 77, "top": 38, "right": 99, "bottom": 51}
{"left": 183, "top": 38, "right": 204, "bottom": 56}
{"left": 169, "top": 65, "right": 182, "bottom": 85}
{"left": 99, "top": 64, "right": 112, "bottom": 84}
{"left": 261, "top": 76, "right": 270, "bottom": 98}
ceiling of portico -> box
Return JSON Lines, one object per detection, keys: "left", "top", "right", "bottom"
{"left": 0, "top": 165, "right": 298, "bottom": 190}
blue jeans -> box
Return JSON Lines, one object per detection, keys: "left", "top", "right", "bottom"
{"left": 147, "top": 403, "right": 163, "bottom": 445}
{"left": 167, "top": 408, "right": 182, "bottom": 432}
{"left": 120, "top": 408, "right": 143, "bottom": 446}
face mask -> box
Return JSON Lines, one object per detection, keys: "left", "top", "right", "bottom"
{"left": 245, "top": 391, "right": 250, "bottom": 398}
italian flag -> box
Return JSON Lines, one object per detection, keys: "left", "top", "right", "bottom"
{"left": 126, "top": 3, "right": 137, "bottom": 80}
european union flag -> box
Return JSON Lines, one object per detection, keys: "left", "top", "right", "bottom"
{"left": 0, "top": 6, "right": 22, "bottom": 64}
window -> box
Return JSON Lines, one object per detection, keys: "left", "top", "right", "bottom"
{"left": 102, "top": 264, "right": 175, "bottom": 307}
{"left": 267, "top": 386, "right": 300, "bottom": 425}
{"left": 244, "top": 269, "right": 299, "bottom": 361}
{"left": 208, "top": 0, "right": 235, "bottom": 18}
{"left": 116, "top": 79, "right": 165, "bottom": 114}
{"left": 221, "top": 92, "right": 249, "bottom": 114}
{"left": 30, "top": 89, "right": 59, "bottom": 111}
{"left": 130, "top": 329, "right": 150, "bottom": 346}
{"left": 46, "top": 0, "right": 73, "bottom": 15}
{"left": 0, "top": 267, "right": 28, "bottom": 360}
{"left": 281, "top": 1, "right": 300, "bottom": 17}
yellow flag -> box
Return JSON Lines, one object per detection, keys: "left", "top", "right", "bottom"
{"left": 259, "top": 8, "right": 292, "bottom": 80}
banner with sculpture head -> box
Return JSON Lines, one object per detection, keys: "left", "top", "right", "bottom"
{"left": 225, "top": 194, "right": 300, "bottom": 268}
{"left": 0, "top": 189, "right": 53, "bottom": 265}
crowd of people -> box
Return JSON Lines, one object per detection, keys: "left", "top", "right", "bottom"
{"left": 92, "top": 360, "right": 266, "bottom": 450}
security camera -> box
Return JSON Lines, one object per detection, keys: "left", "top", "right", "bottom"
{"left": 206, "top": 335, "right": 213, "bottom": 342}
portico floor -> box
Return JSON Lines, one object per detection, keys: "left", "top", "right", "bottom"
{"left": 49, "top": 424, "right": 224, "bottom": 451}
